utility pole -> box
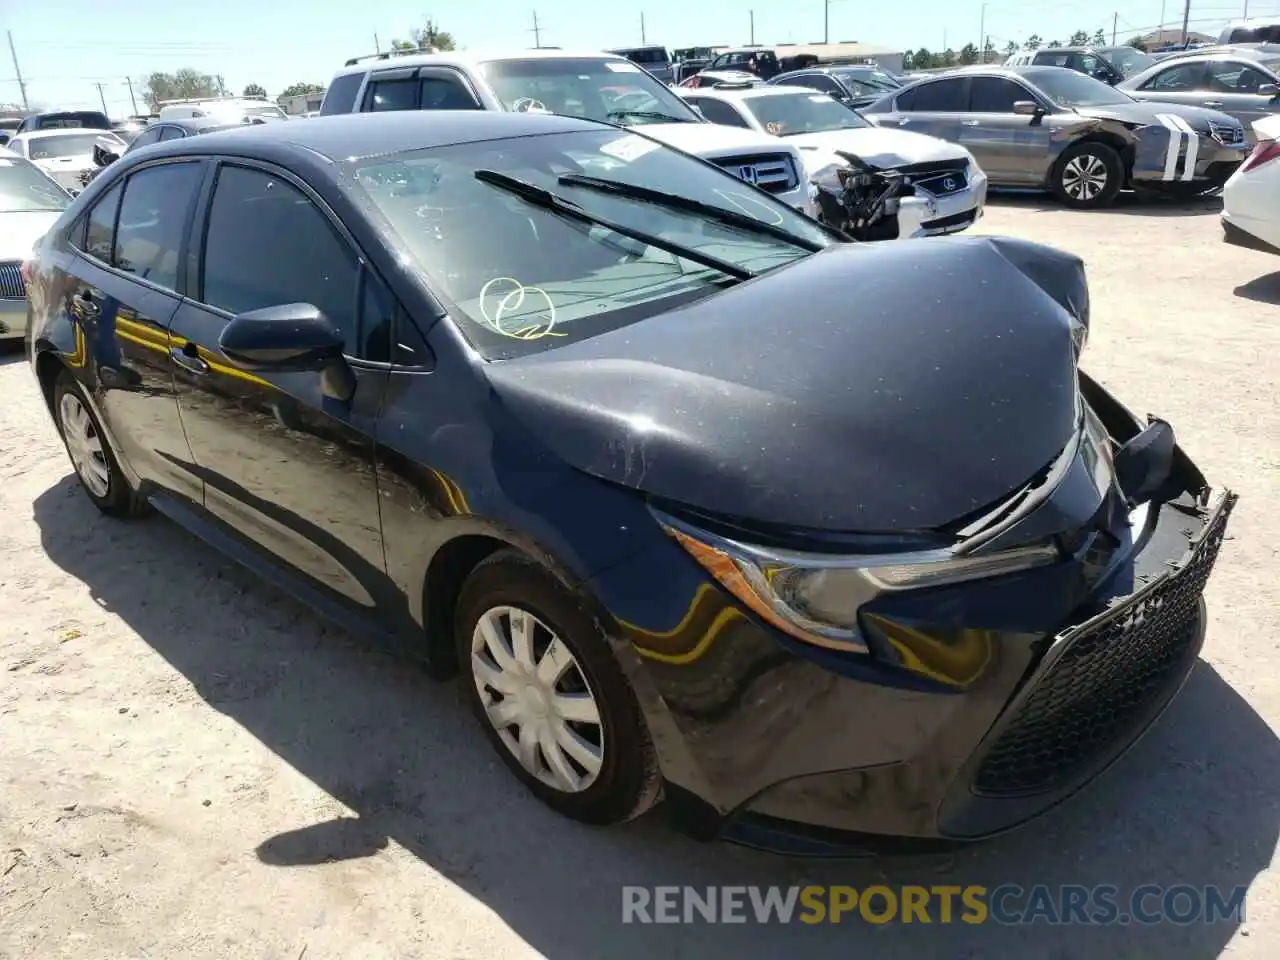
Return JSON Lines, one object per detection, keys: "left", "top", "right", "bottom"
{"left": 1180, "top": 0, "right": 1191, "bottom": 45}
{"left": 750, "top": 10, "right": 755, "bottom": 45}
{"left": 93, "top": 82, "right": 108, "bottom": 115}
{"left": 7, "top": 31, "right": 28, "bottom": 111}
{"left": 124, "top": 77, "right": 139, "bottom": 115}
{"left": 640, "top": 12, "right": 646, "bottom": 44}
{"left": 1112, "top": 12, "right": 1118, "bottom": 45}
{"left": 979, "top": 4, "right": 987, "bottom": 62}
{"left": 374, "top": 32, "right": 381, "bottom": 53}
{"left": 824, "top": 0, "right": 829, "bottom": 45}
{"left": 532, "top": 10, "right": 541, "bottom": 48}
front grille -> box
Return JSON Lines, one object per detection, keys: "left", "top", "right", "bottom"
{"left": 973, "top": 494, "right": 1235, "bottom": 798}
{"left": 0, "top": 260, "right": 25, "bottom": 300}
{"left": 1208, "top": 119, "right": 1245, "bottom": 146}
{"left": 913, "top": 170, "right": 969, "bottom": 197}
{"left": 710, "top": 153, "right": 798, "bottom": 194}
{"left": 895, "top": 158, "right": 969, "bottom": 178}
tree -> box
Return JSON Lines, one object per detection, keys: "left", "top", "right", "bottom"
{"left": 959, "top": 43, "right": 979, "bottom": 65}
{"left": 913, "top": 47, "right": 933, "bottom": 69}
{"left": 1004, "top": 40, "right": 1018, "bottom": 56}
{"left": 1093, "top": 28, "right": 1107, "bottom": 45}
{"left": 390, "top": 16, "right": 456, "bottom": 52}
{"left": 1069, "top": 30, "right": 1090, "bottom": 46}
{"left": 942, "top": 47, "right": 957, "bottom": 67}
{"left": 243, "top": 83, "right": 267, "bottom": 99}
{"left": 983, "top": 39, "right": 997, "bottom": 63}
{"left": 1046, "top": 39, "right": 1063, "bottom": 48}
{"left": 280, "top": 82, "right": 324, "bottom": 99}
{"left": 143, "top": 69, "right": 228, "bottom": 111}
{"left": 1026, "top": 34, "right": 1043, "bottom": 49}
{"left": 1127, "top": 35, "right": 1146, "bottom": 50}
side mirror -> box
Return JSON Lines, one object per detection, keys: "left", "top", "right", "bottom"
{"left": 1013, "top": 100, "right": 1045, "bottom": 116}
{"left": 1258, "top": 83, "right": 1279, "bottom": 97}
{"left": 219, "top": 303, "right": 356, "bottom": 401}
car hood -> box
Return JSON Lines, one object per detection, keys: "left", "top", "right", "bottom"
{"left": 485, "top": 236, "right": 1087, "bottom": 533}
{"left": 639, "top": 121, "right": 798, "bottom": 159}
{"left": 0, "top": 210, "right": 63, "bottom": 259}
{"left": 783, "top": 126, "right": 969, "bottom": 171}
{"left": 1082, "top": 99, "right": 1229, "bottom": 132}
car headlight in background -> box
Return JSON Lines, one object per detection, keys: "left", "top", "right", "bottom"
{"left": 655, "top": 509, "right": 1060, "bottom": 654}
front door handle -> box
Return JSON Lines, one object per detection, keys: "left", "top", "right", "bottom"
{"left": 961, "top": 119, "right": 980, "bottom": 126}
{"left": 1202, "top": 100, "right": 1224, "bottom": 108}
{"left": 171, "top": 342, "right": 210, "bottom": 376}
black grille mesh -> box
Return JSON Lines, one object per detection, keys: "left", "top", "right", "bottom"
{"left": 973, "top": 495, "right": 1234, "bottom": 797}
{"left": 0, "top": 261, "right": 24, "bottom": 300}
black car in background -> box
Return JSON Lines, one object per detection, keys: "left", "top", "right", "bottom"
{"left": 16, "top": 110, "right": 112, "bottom": 134}
{"left": 24, "top": 112, "right": 1234, "bottom": 853}
{"left": 770, "top": 64, "right": 903, "bottom": 107}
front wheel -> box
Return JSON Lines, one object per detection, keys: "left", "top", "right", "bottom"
{"left": 1051, "top": 143, "right": 1123, "bottom": 209}
{"left": 52, "top": 370, "right": 148, "bottom": 517}
{"left": 454, "top": 549, "right": 661, "bottom": 824}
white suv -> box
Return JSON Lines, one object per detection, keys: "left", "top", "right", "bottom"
{"left": 319, "top": 48, "right": 810, "bottom": 211}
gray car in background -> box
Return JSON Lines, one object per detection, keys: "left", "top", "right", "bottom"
{"left": 1119, "top": 49, "right": 1280, "bottom": 142}
{"left": 861, "top": 65, "right": 1249, "bottom": 207}
{"left": 604, "top": 45, "right": 675, "bottom": 85}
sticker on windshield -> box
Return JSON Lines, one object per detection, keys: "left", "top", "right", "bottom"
{"left": 808, "top": 95, "right": 831, "bottom": 102}
{"left": 600, "top": 134, "right": 660, "bottom": 162}
{"left": 606, "top": 61, "right": 641, "bottom": 72}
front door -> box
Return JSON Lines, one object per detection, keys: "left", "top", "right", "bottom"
{"left": 959, "top": 76, "right": 1053, "bottom": 185}
{"left": 1204, "top": 60, "right": 1280, "bottom": 132}
{"left": 60, "top": 161, "right": 207, "bottom": 502}
{"left": 169, "top": 161, "right": 391, "bottom": 614}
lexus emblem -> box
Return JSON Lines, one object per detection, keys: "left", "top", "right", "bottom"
{"left": 942, "top": 176, "right": 957, "bottom": 192}
{"left": 737, "top": 165, "right": 758, "bottom": 184}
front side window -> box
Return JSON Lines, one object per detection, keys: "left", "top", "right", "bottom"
{"left": 158, "top": 126, "right": 186, "bottom": 141}
{"left": 1143, "top": 63, "right": 1204, "bottom": 92}
{"left": 741, "top": 92, "right": 870, "bottom": 134}
{"left": 479, "top": 58, "right": 701, "bottom": 125}
{"left": 0, "top": 155, "right": 71, "bottom": 214}
{"left": 200, "top": 165, "right": 359, "bottom": 355}
{"left": 347, "top": 128, "right": 831, "bottom": 361}
{"left": 1207, "top": 62, "right": 1274, "bottom": 93}
{"left": 79, "top": 183, "right": 122, "bottom": 261}
{"left": 127, "top": 127, "right": 163, "bottom": 151}
{"left": 969, "top": 77, "right": 1030, "bottom": 112}
{"left": 113, "top": 162, "right": 204, "bottom": 290}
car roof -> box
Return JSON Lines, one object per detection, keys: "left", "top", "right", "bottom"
{"left": 1154, "top": 46, "right": 1279, "bottom": 63}
{"left": 140, "top": 111, "right": 607, "bottom": 163}
{"left": 331, "top": 48, "right": 633, "bottom": 79}
{"left": 910, "top": 65, "right": 1066, "bottom": 82}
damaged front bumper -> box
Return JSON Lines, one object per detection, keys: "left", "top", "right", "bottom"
{"left": 589, "top": 374, "right": 1236, "bottom": 855}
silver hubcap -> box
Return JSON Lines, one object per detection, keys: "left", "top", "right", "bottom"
{"left": 1062, "top": 154, "right": 1109, "bottom": 201}
{"left": 470, "top": 605, "right": 604, "bottom": 793}
{"left": 59, "top": 392, "right": 110, "bottom": 498}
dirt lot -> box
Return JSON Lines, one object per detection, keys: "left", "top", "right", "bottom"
{"left": 2, "top": 195, "right": 1278, "bottom": 960}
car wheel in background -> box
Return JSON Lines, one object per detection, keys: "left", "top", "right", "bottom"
{"left": 454, "top": 549, "right": 662, "bottom": 824}
{"left": 1051, "top": 142, "right": 1123, "bottom": 209}
{"left": 52, "top": 370, "right": 149, "bottom": 517}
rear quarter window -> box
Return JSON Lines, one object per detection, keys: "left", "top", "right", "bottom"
{"left": 320, "top": 72, "right": 366, "bottom": 115}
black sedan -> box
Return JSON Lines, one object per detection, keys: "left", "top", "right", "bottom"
{"left": 23, "top": 111, "right": 1235, "bottom": 853}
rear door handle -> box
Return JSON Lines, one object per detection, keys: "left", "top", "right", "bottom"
{"left": 961, "top": 119, "right": 980, "bottom": 126}
{"left": 171, "top": 342, "right": 210, "bottom": 376}
{"left": 1202, "top": 100, "right": 1224, "bottom": 107}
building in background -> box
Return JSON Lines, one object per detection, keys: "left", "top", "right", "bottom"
{"left": 278, "top": 90, "right": 325, "bottom": 116}
{"left": 1137, "top": 28, "right": 1216, "bottom": 49}
{"left": 770, "top": 41, "right": 905, "bottom": 74}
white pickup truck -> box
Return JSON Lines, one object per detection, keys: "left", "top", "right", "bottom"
{"left": 318, "top": 48, "right": 811, "bottom": 212}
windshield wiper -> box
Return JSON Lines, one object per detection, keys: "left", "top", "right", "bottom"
{"left": 473, "top": 169, "right": 754, "bottom": 280}
{"left": 605, "top": 109, "right": 693, "bottom": 123}
{"left": 557, "top": 173, "right": 828, "bottom": 251}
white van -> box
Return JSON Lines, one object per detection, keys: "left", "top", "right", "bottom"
{"left": 157, "top": 97, "right": 288, "bottom": 123}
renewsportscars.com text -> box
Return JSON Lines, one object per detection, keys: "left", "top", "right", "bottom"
{"left": 621, "top": 884, "right": 1247, "bottom": 926}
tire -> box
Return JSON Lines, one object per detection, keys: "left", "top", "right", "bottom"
{"left": 1051, "top": 142, "right": 1123, "bottom": 209}
{"left": 52, "top": 370, "right": 149, "bottom": 518}
{"left": 454, "top": 549, "right": 661, "bottom": 824}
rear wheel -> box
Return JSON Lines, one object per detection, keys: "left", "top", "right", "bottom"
{"left": 52, "top": 370, "right": 148, "bottom": 517}
{"left": 454, "top": 549, "right": 661, "bottom": 824}
{"left": 1051, "top": 142, "right": 1123, "bottom": 209}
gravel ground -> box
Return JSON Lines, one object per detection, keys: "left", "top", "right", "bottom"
{"left": 1, "top": 194, "right": 1278, "bottom": 959}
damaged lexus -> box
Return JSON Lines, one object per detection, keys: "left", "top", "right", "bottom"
{"left": 26, "top": 111, "right": 1234, "bottom": 854}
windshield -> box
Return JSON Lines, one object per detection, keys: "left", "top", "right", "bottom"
{"left": 743, "top": 91, "right": 870, "bottom": 134}
{"left": 832, "top": 67, "right": 902, "bottom": 91}
{"left": 0, "top": 155, "right": 71, "bottom": 213}
{"left": 479, "top": 58, "right": 701, "bottom": 125}
{"left": 1031, "top": 69, "right": 1134, "bottom": 107}
{"left": 25, "top": 133, "right": 117, "bottom": 159}
{"left": 1101, "top": 47, "right": 1156, "bottom": 77}
{"left": 346, "top": 129, "right": 830, "bottom": 360}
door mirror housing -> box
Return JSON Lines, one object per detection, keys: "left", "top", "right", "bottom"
{"left": 1258, "top": 82, "right": 1279, "bottom": 97}
{"left": 219, "top": 303, "right": 356, "bottom": 401}
{"left": 1013, "top": 100, "right": 1045, "bottom": 116}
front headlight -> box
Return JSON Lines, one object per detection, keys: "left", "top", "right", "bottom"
{"left": 656, "top": 510, "right": 1059, "bottom": 654}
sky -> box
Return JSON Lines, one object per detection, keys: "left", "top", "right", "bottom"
{"left": 2, "top": 0, "right": 1274, "bottom": 113}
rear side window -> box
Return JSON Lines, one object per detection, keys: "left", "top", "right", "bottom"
{"left": 128, "top": 126, "right": 163, "bottom": 151}
{"left": 909, "top": 79, "right": 966, "bottom": 111}
{"left": 969, "top": 77, "right": 1028, "bottom": 112}
{"left": 366, "top": 78, "right": 419, "bottom": 111}
{"left": 113, "top": 163, "right": 204, "bottom": 290}
{"left": 79, "top": 182, "right": 123, "bottom": 262}
{"left": 200, "top": 165, "right": 360, "bottom": 355}
{"left": 321, "top": 72, "right": 366, "bottom": 115}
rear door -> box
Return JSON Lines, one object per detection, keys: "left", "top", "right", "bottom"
{"left": 167, "top": 160, "right": 391, "bottom": 614}
{"left": 60, "top": 161, "right": 207, "bottom": 502}
{"left": 885, "top": 77, "right": 968, "bottom": 144}
{"left": 959, "top": 75, "right": 1053, "bottom": 184}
